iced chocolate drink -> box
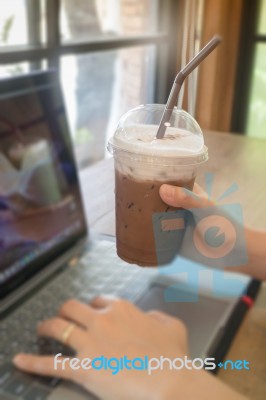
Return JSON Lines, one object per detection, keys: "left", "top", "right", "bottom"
{"left": 108, "top": 105, "right": 208, "bottom": 267}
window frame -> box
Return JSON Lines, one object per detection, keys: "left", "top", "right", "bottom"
{"left": 231, "top": 0, "right": 261, "bottom": 133}
{"left": 0, "top": 0, "right": 179, "bottom": 104}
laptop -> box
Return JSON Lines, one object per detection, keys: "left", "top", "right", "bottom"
{"left": 0, "top": 70, "right": 260, "bottom": 400}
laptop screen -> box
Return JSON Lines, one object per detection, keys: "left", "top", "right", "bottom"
{"left": 0, "top": 70, "right": 87, "bottom": 300}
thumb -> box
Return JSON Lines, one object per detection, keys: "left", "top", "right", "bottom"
{"left": 159, "top": 183, "right": 214, "bottom": 209}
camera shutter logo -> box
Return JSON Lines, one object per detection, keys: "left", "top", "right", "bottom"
{"left": 193, "top": 215, "right": 237, "bottom": 259}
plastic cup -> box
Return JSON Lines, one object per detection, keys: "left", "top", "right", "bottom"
{"left": 107, "top": 104, "right": 208, "bottom": 267}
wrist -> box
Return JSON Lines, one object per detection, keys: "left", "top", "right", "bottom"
{"left": 156, "top": 369, "right": 208, "bottom": 400}
{"left": 245, "top": 227, "right": 266, "bottom": 279}
{"left": 154, "top": 370, "right": 190, "bottom": 400}
{"left": 227, "top": 227, "right": 266, "bottom": 280}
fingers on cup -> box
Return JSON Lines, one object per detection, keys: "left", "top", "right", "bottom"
{"left": 193, "top": 182, "right": 207, "bottom": 197}
{"left": 160, "top": 184, "right": 213, "bottom": 209}
{"left": 159, "top": 185, "right": 190, "bottom": 208}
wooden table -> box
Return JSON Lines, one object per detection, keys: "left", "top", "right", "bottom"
{"left": 79, "top": 130, "right": 266, "bottom": 399}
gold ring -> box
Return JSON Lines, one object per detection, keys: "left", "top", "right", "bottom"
{"left": 61, "top": 323, "right": 76, "bottom": 345}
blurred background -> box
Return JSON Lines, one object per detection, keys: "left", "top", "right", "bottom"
{"left": 0, "top": 0, "right": 265, "bottom": 169}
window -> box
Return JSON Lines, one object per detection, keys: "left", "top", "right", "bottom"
{"left": 0, "top": 0, "right": 174, "bottom": 168}
{"left": 0, "top": 0, "right": 46, "bottom": 47}
{"left": 246, "top": 0, "right": 266, "bottom": 138}
{"left": 232, "top": 0, "right": 266, "bottom": 138}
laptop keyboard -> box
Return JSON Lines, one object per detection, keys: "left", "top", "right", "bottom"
{"left": 0, "top": 240, "right": 154, "bottom": 399}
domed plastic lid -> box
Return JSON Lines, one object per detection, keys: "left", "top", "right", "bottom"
{"left": 108, "top": 104, "right": 208, "bottom": 165}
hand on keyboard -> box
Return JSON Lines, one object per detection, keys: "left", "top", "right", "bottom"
{"left": 12, "top": 296, "right": 188, "bottom": 400}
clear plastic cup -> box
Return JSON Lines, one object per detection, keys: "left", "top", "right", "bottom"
{"left": 107, "top": 104, "right": 208, "bottom": 267}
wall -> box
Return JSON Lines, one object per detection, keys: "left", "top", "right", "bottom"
{"left": 195, "top": 0, "right": 243, "bottom": 132}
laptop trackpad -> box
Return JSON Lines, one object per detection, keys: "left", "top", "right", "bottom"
{"left": 136, "top": 284, "right": 230, "bottom": 358}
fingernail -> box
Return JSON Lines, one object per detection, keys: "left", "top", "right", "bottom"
{"left": 13, "top": 354, "right": 25, "bottom": 367}
{"left": 161, "top": 184, "right": 175, "bottom": 200}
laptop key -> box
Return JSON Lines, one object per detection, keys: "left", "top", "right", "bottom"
{"left": 10, "top": 341, "right": 19, "bottom": 351}
{"left": 0, "top": 354, "right": 5, "bottom": 366}
{"left": 3, "top": 373, "right": 31, "bottom": 397}
{"left": 24, "top": 385, "right": 51, "bottom": 400}
{"left": 37, "top": 337, "right": 75, "bottom": 357}
{"left": 36, "top": 376, "right": 60, "bottom": 389}
{"left": 0, "top": 364, "right": 15, "bottom": 387}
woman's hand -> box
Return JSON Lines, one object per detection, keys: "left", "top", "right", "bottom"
{"left": 13, "top": 296, "right": 188, "bottom": 400}
{"left": 13, "top": 296, "right": 247, "bottom": 400}
{"left": 159, "top": 182, "right": 215, "bottom": 210}
{"left": 160, "top": 183, "right": 266, "bottom": 280}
